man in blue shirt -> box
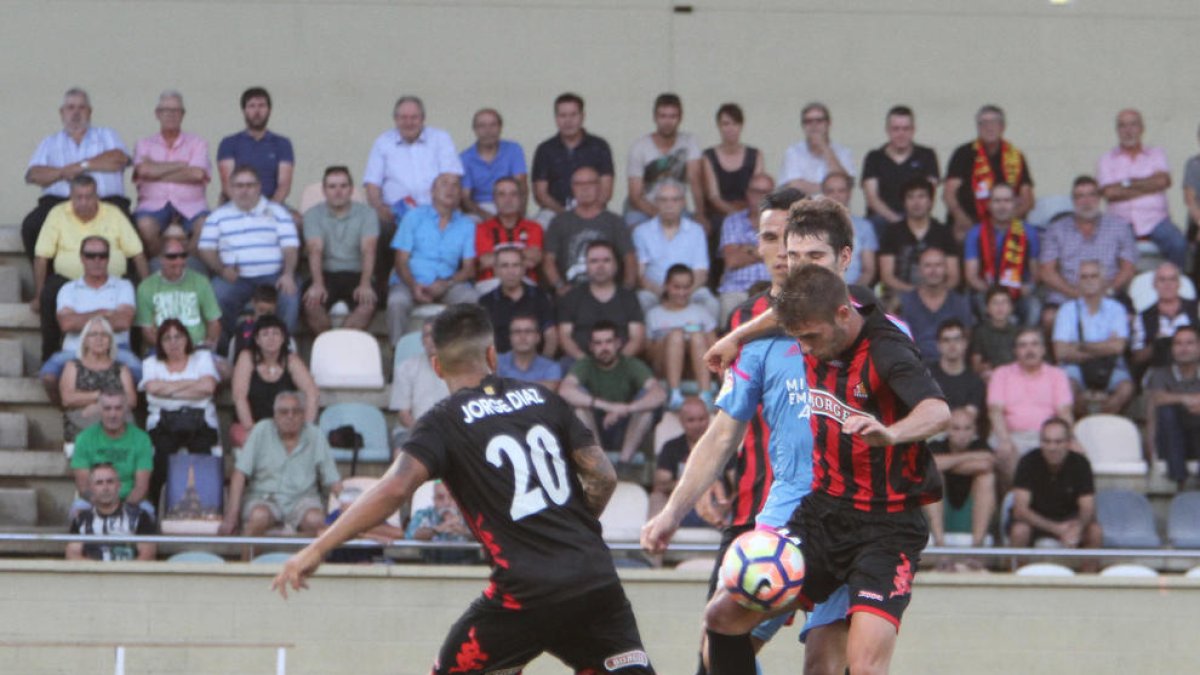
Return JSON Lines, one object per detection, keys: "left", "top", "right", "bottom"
{"left": 496, "top": 314, "right": 562, "bottom": 390}
{"left": 217, "top": 88, "right": 294, "bottom": 206}
{"left": 460, "top": 108, "right": 527, "bottom": 220}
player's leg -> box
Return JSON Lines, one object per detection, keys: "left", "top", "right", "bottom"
{"left": 547, "top": 584, "right": 655, "bottom": 674}
{"left": 844, "top": 612, "right": 898, "bottom": 675}
{"left": 799, "top": 585, "right": 850, "bottom": 675}
{"left": 432, "top": 599, "right": 542, "bottom": 675}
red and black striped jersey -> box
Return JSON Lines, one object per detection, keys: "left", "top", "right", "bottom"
{"left": 805, "top": 300, "right": 945, "bottom": 513}
{"left": 726, "top": 292, "right": 774, "bottom": 527}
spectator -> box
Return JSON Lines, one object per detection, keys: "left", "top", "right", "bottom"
{"left": 969, "top": 286, "right": 1019, "bottom": 382}
{"left": 923, "top": 407, "right": 995, "bottom": 553}
{"left": 701, "top": 103, "right": 764, "bottom": 233}
{"left": 23, "top": 88, "right": 131, "bottom": 259}
{"left": 217, "top": 87, "right": 294, "bottom": 206}
{"left": 1040, "top": 176, "right": 1138, "bottom": 312}
{"left": 899, "top": 247, "right": 974, "bottom": 363}
{"left": 1097, "top": 108, "right": 1187, "bottom": 269}
{"left": 648, "top": 396, "right": 724, "bottom": 528}
{"left": 459, "top": 108, "right": 527, "bottom": 220}
{"left": 557, "top": 240, "right": 646, "bottom": 361}
{"left": 779, "top": 101, "right": 855, "bottom": 196}
{"left": 230, "top": 315, "right": 319, "bottom": 447}
{"left": 558, "top": 321, "right": 666, "bottom": 467}
{"left": 929, "top": 319, "right": 986, "bottom": 417}
{"left": 1132, "top": 262, "right": 1198, "bottom": 372}
{"left": 388, "top": 318, "right": 451, "bottom": 441}
{"left": 716, "top": 173, "right": 773, "bottom": 324}
{"left": 406, "top": 481, "right": 477, "bottom": 564}
{"left": 386, "top": 173, "right": 478, "bottom": 344}
{"left": 821, "top": 172, "right": 879, "bottom": 288}
{"left": 944, "top": 104, "right": 1035, "bottom": 241}
{"left": 878, "top": 178, "right": 958, "bottom": 299}
{"left": 197, "top": 165, "right": 300, "bottom": 339}
{"left": 66, "top": 463, "right": 156, "bottom": 562}
{"left": 474, "top": 176, "right": 544, "bottom": 289}
{"left": 131, "top": 90, "right": 210, "bottom": 257}
{"left": 139, "top": 319, "right": 220, "bottom": 506}
{"left": 364, "top": 95, "right": 463, "bottom": 227}
{"left": 68, "top": 388, "right": 152, "bottom": 517}
{"left": 625, "top": 93, "right": 706, "bottom": 230}
{"left": 58, "top": 318, "right": 137, "bottom": 443}
{"left": 530, "top": 92, "right": 615, "bottom": 223}
{"left": 301, "top": 166, "right": 379, "bottom": 334}
{"left": 987, "top": 327, "right": 1073, "bottom": 480}
{"left": 963, "top": 182, "right": 1041, "bottom": 324}
{"left": 497, "top": 314, "right": 563, "bottom": 391}
{"left": 542, "top": 166, "right": 637, "bottom": 293}
{"left": 229, "top": 285, "right": 292, "bottom": 360}
{"left": 1183, "top": 123, "right": 1200, "bottom": 287}
{"left": 646, "top": 265, "right": 718, "bottom": 410}
{"left": 478, "top": 247, "right": 555, "bottom": 355}
{"left": 31, "top": 176, "right": 147, "bottom": 373}
{"left": 860, "top": 105, "right": 941, "bottom": 235}
{"left": 1010, "top": 418, "right": 1103, "bottom": 554}
{"left": 220, "top": 390, "right": 341, "bottom": 536}
{"left": 1144, "top": 326, "right": 1200, "bottom": 490}
{"left": 135, "top": 232, "right": 222, "bottom": 351}
{"left": 1052, "top": 260, "right": 1135, "bottom": 417}
{"left": 633, "top": 180, "right": 718, "bottom": 321}
{"left": 322, "top": 484, "right": 407, "bottom": 564}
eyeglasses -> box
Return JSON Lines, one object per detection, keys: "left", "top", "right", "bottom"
{"left": 82, "top": 251, "right": 109, "bottom": 260}
{"left": 156, "top": 107, "right": 184, "bottom": 114}
{"left": 231, "top": 182, "right": 259, "bottom": 189}
{"left": 163, "top": 252, "right": 188, "bottom": 260}
{"left": 802, "top": 116, "right": 828, "bottom": 125}
{"left": 275, "top": 407, "right": 304, "bottom": 416}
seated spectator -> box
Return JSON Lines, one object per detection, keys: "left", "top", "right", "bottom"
{"left": 66, "top": 463, "right": 156, "bottom": 562}
{"left": 39, "top": 236, "right": 141, "bottom": 400}
{"left": 31, "top": 176, "right": 146, "bottom": 374}
{"left": 1052, "top": 260, "right": 1134, "bottom": 417}
{"left": 220, "top": 390, "right": 341, "bottom": 536}
{"left": 530, "top": 93, "right": 615, "bottom": 224}
{"left": 716, "top": 173, "right": 773, "bottom": 324}
{"left": 648, "top": 396, "right": 724, "bottom": 528}
{"left": 1097, "top": 108, "right": 1187, "bottom": 269}
{"left": 821, "top": 172, "right": 878, "bottom": 288}
{"left": 860, "top": 105, "right": 940, "bottom": 236}
{"left": 779, "top": 101, "right": 855, "bottom": 197}
{"left": 987, "top": 327, "right": 1073, "bottom": 481}
{"left": 1010, "top": 417, "right": 1103, "bottom": 554}
{"left": 558, "top": 321, "right": 666, "bottom": 467}
{"left": 1144, "top": 326, "right": 1200, "bottom": 490}
{"left": 943, "top": 104, "right": 1034, "bottom": 242}
{"left": 24, "top": 88, "right": 131, "bottom": 260}
{"left": 1185, "top": 125, "right": 1200, "bottom": 287}
{"left": 229, "top": 285, "right": 295, "bottom": 359}
{"left": 557, "top": 241, "right": 646, "bottom": 361}
{"left": 217, "top": 87, "right": 294, "bottom": 206}
{"left": 646, "top": 265, "right": 717, "bottom": 410}
{"left": 406, "top": 481, "right": 478, "bottom": 565}
{"left": 388, "top": 318, "right": 451, "bottom": 445}
{"left": 542, "top": 166, "right": 637, "bottom": 293}
{"left": 140, "top": 319, "right": 220, "bottom": 507}
{"left": 474, "top": 177, "right": 544, "bottom": 290}
{"left": 479, "top": 248, "right": 556, "bottom": 355}
{"left": 633, "top": 180, "right": 719, "bottom": 322}
{"left": 929, "top": 319, "right": 986, "bottom": 416}
{"left": 624, "top": 93, "right": 705, "bottom": 230}
{"left": 322, "top": 484, "right": 407, "bottom": 564}
{"left": 135, "top": 232, "right": 222, "bottom": 351}
{"left": 878, "top": 178, "right": 958, "bottom": 300}
{"left": 197, "top": 165, "right": 300, "bottom": 340}
{"left": 1131, "top": 261, "right": 1198, "bottom": 372}
{"left": 969, "top": 286, "right": 1019, "bottom": 382}
{"left": 701, "top": 103, "right": 764, "bottom": 231}
{"left": 963, "top": 182, "right": 1041, "bottom": 324}
{"left": 497, "top": 314, "right": 563, "bottom": 390}
{"left": 923, "top": 407, "right": 995, "bottom": 553}
{"left": 899, "top": 248, "right": 974, "bottom": 363}
{"left": 68, "top": 388, "right": 152, "bottom": 518}
{"left": 386, "top": 173, "right": 477, "bottom": 344}
{"left": 59, "top": 318, "right": 137, "bottom": 443}
{"left": 301, "top": 166, "right": 379, "bottom": 334}
{"left": 460, "top": 108, "right": 527, "bottom": 220}
{"left": 131, "top": 90, "right": 210, "bottom": 257}
{"left": 364, "top": 95, "right": 463, "bottom": 227}
{"left": 230, "top": 315, "right": 319, "bottom": 447}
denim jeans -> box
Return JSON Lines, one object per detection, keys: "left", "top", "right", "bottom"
{"left": 210, "top": 273, "right": 299, "bottom": 340}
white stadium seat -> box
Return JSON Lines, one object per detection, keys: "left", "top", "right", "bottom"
{"left": 310, "top": 328, "right": 385, "bottom": 389}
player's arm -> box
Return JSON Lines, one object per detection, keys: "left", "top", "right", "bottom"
{"left": 843, "top": 397, "right": 950, "bottom": 447}
{"left": 571, "top": 443, "right": 617, "bottom": 517}
{"left": 641, "top": 411, "right": 747, "bottom": 553}
{"left": 704, "top": 308, "right": 778, "bottom": 373}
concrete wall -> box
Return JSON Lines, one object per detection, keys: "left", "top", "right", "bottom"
{"left": 4, "top": 0, "right": 1200, "bottom": 225}
{"left": 1, "top": 560, "right": 1199, "bottom": 674}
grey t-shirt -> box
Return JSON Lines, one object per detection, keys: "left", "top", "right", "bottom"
{"left": 1145, "top": 364, "right": 1200, "bottom": 395}
{"left": 545, "top": 209, "right": 634, "bottom": 283}
{"left": 301, "top": 202, "right": 379, "bottom": 273}
{"left": 626, "top": 132, "right": 702, "bottom": 193}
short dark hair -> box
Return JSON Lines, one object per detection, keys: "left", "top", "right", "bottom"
{"left": 802, "top": 102, "right": 830, "bottom": 122}
{"left": 154, "top": 318, "right": 194, "bottom": 361}
{"left": 820, "top": 171, "right": 853, "bottom": 191}
{"left": 323, "top": 165, "right": 353, "bottom": 184}
{"left": 80, "top": 235, "right": 109, "bottom": 255}
{"left": 250, "top": 314, "right": 290, "bottom": 364}
{"left": 1072, "top": 175, "right": 1099, "bottom": 191}
{"left": 494, "top": 245, "right": 524, "bottom": 263}
{"left": 70, "top": 174, "right": 97, "bottom": 191}
{"left": 985, "top": 285, "right": 1014, "bottom": 305}
{"left": 590, "top": 319, "right": 620, "bottom": 340}
{"left": 759, "top": 186, "right": 806, "bottom": 213}
{"left": 886, "top": 105, "right": 914, "bottom": 120}
{"left": 665, "top": 263, "right": 694, "bottom": 283}
{"left": 1173, "top": 325, "right": 1200, "bottom": 342}
{"left": 473, "top": 107, "right": 502, "bottom": 127}
{"left": 1015, "top": 326, "right": 1044, "bottom": 344}
{"left": 240, "top": 87, "right": 271, "bottom": 109}
{"left": 773, "top": 265, "right": 850, "bottom": 328}
{"left": 90, "top": 461, "right": 117, "bottom": 474}
{"left": 901, "top": 177, "right": 934, "bottom": 200}
{"left": 251, "top": 285, "right": 278, "bottom": 305}
{"left": 936, "top": 318, "right": 966, "bottom": 339}
{"left": 785, "top": 199, "right": 855, "bottom": 256}
{"left": 231, "top": 165, "right": 260, "bottom": 184}
{"left": 1040, "top": 416, "right": 1071, "bottom": 437}
{"left": 509, "top": 313, "right": 540, "bottom": 330}
{"left": 654, "top": 93, "right": 682, "bottom": 112}
{"left": 492, "top": 175, "right": 521, "bottom": 193}
{"left": 432, "top": 304, "right": 494, "bottom": 371}
{"left": 585, "top": 239, "right": 617, "bottom": 259}
{"left": 555, "top": 92, "right": 584, "bottom": 112}
{"left": 716, "top": 103, "right": 744, "bottom": 125}
{"left": 976, "top": 104, "right": 1005, "bottom": 123}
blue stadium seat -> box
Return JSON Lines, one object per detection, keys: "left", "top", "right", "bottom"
{"left": 1095, "top": 489, "right": 1162, "bottom": 549}
{"left": 319, "top": 402, "right": 391, "bottom": 464}
{"left": 250, "top": 551, "right": 294, "bottom": 565}
{"left": 167, "top": 550, "right": 225, "bottom": 564}
{"left": 393, "top": 331, "right": 424, "bottom": 369}
{"left": 1168, "top": 492, "right": 1200, "bottom": 549}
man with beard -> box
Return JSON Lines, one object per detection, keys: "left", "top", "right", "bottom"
{"left": 217, "top": 87, "right": 294, "bottom": 206}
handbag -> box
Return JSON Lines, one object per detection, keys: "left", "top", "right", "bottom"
{"left": 1075, "top": 300, "right": 1117, "bottom": 390}
{"left": 157, "top": 407, "right": 208, "bottom": 435}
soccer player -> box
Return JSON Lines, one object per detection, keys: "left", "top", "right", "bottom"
{"left": 273, "top": 304, "right": 655, "bottom": 674}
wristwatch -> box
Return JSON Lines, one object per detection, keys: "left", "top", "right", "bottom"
{"left": 1121, "top": 179, "right": 1131, "bottom": 188}
{"left": 80, "top": 160, "right": 89, "bottom": 170}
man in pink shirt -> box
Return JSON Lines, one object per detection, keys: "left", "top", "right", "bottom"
{"left": 987, "top": 326, "right": 1073, "bottom": 482}
{"left": 132, "top": 90, "right": 211, "bottom": 256}
{"left": 1096, "top": 108, "right": 1187, "bottom": 269}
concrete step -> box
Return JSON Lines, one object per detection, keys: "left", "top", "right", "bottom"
{"left": 0, "top": 377, "right": 49, "bottom": 404}
{"left": 0, "top": 487, "right": 38, "bottom": 527}
{"left": 0, "top": 412, "right": 29, "bottom": 448}
{"left": 7, "top": 405, "right": 62, "bottom": 448}
{"left": 0, "top": 338, "right": 24, "bottom": 377}
{"left": 0, "top": 266, "right": 20, "bottom": 303}
{"left": 0, "top": 226, "right": 20, "bottom": 255}
{"left": 0, "top": 303, "right": 38, "bottom": 330}
{"left": 0, "top": 450, "right": 68, "bottom": 477}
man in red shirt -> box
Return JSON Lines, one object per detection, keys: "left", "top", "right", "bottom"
{"left": 475, "top": 176, "right": 543, "bottom": 293}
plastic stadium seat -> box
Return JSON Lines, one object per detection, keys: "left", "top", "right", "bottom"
{"left": 599, "top": 482, "right": 649, "bottom": 544}
{"left": 1129, "top": 270, "right": 1198, "bottom": 313}
{"left": 1186, "top": 566, "right": 1200, "bottom": 579}
{"left": 1168, "top": 492, "right": 1200, "bottom": 549}
{"left": 393, "top": 331, "right": 424, "bottom": 368}
{"left": 406, "top": 304, "right": 446, "bottom": 334}
{"left": 675, "top": 557, "right": 717, "bottom": 572}
{"left": 1073, "top": 415, "right": 1147, "bottom": 476}
{"left": 1095, "top": 490, "right": 1162, "bottom": 549}
{"left": 297, "top": 181, "right": 368, "bottom": 213}
{"left": 653, "top": 411, "right": 682, "bottom": 457}
{"left": 1015, "top": 563, "right": 1075, "bottom": 577}
{"left": 325, "top": 476, "right": 401, "bottom": 528}
{"left": 1099, "top": 564, "right": 1158, "bottom": 578}
{"left": 250, "top": 551, "right": 295, "bottom": 565}
{"left": 1025, "top": 195, "right": 1072, "bottom": 228}
{"left": 409, "top": 481, "right": 435, "bottom": 516}
{"left": 319, "top": 402, "right": 391, "bottom": 464}
{"left": 167, "top": 550, "right": 225, "bottom": 564}
{"left": 310, "top": 329, "right": 385, "bottom": 389}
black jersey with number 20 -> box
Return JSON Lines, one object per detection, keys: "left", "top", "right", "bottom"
{"left": 402, "top": 375, "right": 619, "bottom": 609}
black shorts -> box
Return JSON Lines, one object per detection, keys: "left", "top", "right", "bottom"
{"left": 706, "top": 523, "right": 754, "bottom": 599}
{"left": 310, "top": 271, "right": 364, "bottom": 310}
{"left": 432, "top": 583, "right": 655, "bottom": 674}
{"left": 786, "top": 492, "right": 928, "bottom": 630}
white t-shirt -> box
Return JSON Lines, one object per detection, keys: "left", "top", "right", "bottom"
{"left": 646, "top": 303, "right": 717, "bottom": 341}
{"left": 626, "top": 132, "right": 702, "bottom": 193}
{"left": 778, "top": 140, "right": 856, "bottom": 186}
{"left": 139, "top": 351, "right": 220, "bottom": 430}
{"left": 57, "top": 277, "right": 136, "bottom": 351}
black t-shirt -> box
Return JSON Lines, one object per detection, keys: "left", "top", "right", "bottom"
{"left": 558, "top": 285, "right": 644, "bottom": 351}
{"left": 656, "top": 435, "right": 691, "bottom": 480}
{"left": 402, "top": 375, "right": 619, "bottom": 608}
{"left": 860, "top": 144, "right": 940, "bottom": 217}
{"left": 879, "top": 220, "right": 958, "bottom": 286}
{"left": 478, "top": 283, "right": 556, "bottom": 353}
{"left": 945, "top": 141, "right": 1034, "bottom": 219}
{"left": 1014, "top": 450, "right": 1094, "bottom": 521}
{"left": 531, "top": 131, "right": 616, "bottom": 206}
{"left": 930, "top": 438, "right": 991, "bottom": 509}
{"left": 929, "top": 363, "right": 986, "bottom": 414}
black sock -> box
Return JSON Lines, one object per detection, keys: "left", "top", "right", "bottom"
{"left": 705, "top": 629, "right": 755, "bottom": 675}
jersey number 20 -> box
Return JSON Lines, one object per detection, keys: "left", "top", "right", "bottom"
{"left": 486, "top": 424, "right": 572, "bottom": 520}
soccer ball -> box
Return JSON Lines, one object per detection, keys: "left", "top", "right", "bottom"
{"left": 719, "top": 529, "right": 806, "bottom": 612}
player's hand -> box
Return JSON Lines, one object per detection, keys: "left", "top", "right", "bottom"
{"left": 641, "top": 512, "right": 680, "bottom": 554}
{"left": 705, "top": 334, "right": 739, "bottom": 374}
{"left": 303, "top": 283, "right": 326, "bottom": 310}
{"left": 271, "top": 546, "right": 323, "bottom": 599}
{"left": 842, "top": 415, "right": 896, "bottom": 447}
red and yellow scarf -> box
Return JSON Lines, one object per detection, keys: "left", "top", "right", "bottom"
{"left": 971, "top": 140, "right": 1024, "bottom": 222}
{"left": 979, "top": 218, "right": 1027, "bottom": 293}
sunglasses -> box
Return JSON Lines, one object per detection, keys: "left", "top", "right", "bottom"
{"left": 82, "top": 251, "right": 110, "bottom": 260}
{"left": 163, "top": 252, "right": 188, "bottom": 260}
